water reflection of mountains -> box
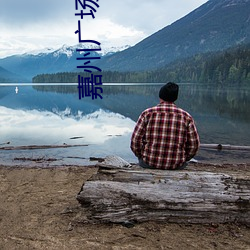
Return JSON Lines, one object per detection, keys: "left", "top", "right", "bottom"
{"left": 33, "top": 84, "right": 250, "bottom": 123}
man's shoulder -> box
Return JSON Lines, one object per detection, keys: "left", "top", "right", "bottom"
{"left": 174, "top": 106, "right": 194, "bottom": 122}
{"left": 175, "top": 106, "right": 191, "bottom": 115}
{"left": 142, "top": 105, "right": 160, "bottom": 114}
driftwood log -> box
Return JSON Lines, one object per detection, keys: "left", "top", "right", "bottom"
{"left": 0, "top": 144, "right": 88, "bottom": 151}
{"left": 77, "top": 158, "right": 250, "bottom": 225}
{"left": 200, "top": 143, "right": 250, "bottom": 151}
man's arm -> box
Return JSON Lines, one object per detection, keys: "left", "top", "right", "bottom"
{"left": 130, "top": 113, "right": 146, "bottom": 158}
{"left": 185, "top": 119, "right": 200, "bottom": 161}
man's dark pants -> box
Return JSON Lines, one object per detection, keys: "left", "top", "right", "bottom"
{"left": 138, "top": 158, "right": 188, "bottom": 170}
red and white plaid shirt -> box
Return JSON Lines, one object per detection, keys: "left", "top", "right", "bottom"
{"left": 130, "top": 102, "right": 200, "bottom": 169}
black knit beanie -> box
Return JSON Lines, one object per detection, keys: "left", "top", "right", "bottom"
{"left": 159, "top": 82, "right": 179, "bottom": 102}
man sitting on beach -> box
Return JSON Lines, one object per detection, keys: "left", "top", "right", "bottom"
{"left": 130, "top": 82, "right": 200, "bottom": 170}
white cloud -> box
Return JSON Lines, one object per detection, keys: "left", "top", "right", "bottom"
{"left": 0, "top": 0, "right": 208, "bottom": 58}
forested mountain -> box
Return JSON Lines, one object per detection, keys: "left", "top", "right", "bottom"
{"left": 94, "top": 0, "right": 250, "bottom": 72}
{"left": 33, "top": 43, "right": 250, "bottom": 85}
{"left": 149, "top": 43, "right": 250, "bottom": 84}
{"left": 0, "top": 45, "right": 99, "bottom": 82}
{"left": 0, "top": 66, "right": 11, "bottom": 82}
{"left": 0, "top": 45, "right": 129, "bottom": 82}
{"left": 0, "top": 66, "right": 27, "bottom": 83}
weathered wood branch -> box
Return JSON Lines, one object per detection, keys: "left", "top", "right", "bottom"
{"left": 200, "top": 143, "right": 250, "bottom": 151}
{"left": 77, "top": 166, "right": 250, "bottom": 225}
{"left": 0, "top": 144, "right": 88, "bottom": 151}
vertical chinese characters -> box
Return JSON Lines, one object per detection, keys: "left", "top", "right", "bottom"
{"left": 74, "top": 0, "right": 103, "bottom": 100}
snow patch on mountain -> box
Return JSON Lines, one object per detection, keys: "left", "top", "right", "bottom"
{"left": 53, "top": 44, "right": 74, "bottom": 58}
{"left": 26, "top": 44, "right": 131, "bottom": 58}
{"left": 24, "top": 47, "right": 55, "bottom": 57}
{"left": 99, "top": 45, "right": 131, "bottom": 56}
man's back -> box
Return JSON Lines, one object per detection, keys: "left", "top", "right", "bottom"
{"left": 130, "top": 82, "right": 199, "bottom": 170}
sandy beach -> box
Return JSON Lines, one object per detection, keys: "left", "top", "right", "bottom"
{"left": 0, "top": 163, "right": 249, "bottom": 250}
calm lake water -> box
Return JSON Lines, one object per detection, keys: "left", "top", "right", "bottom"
{"left": 0, "top": 83, "right": 250, "bottom": 166}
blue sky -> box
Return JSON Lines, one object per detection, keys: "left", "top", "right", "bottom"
{"left": 0, "top": 0, "right": 208, "bottom": 58}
